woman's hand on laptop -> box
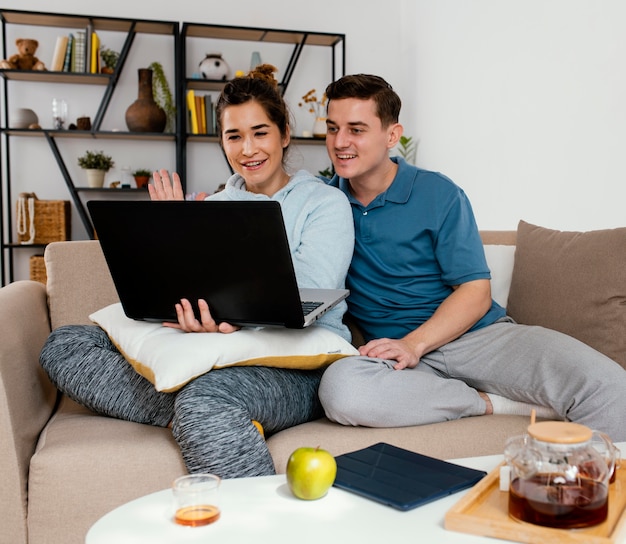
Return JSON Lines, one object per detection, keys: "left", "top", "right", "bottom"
{"left": 163, "top": 298, "right": 240, "bottom": 334}
{"left": 148, "top": 169, "right": 186, "bottom": 201}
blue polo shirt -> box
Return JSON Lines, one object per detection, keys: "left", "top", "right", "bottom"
{"left": 328, "top": 157, "right": 506, "bottom": 342}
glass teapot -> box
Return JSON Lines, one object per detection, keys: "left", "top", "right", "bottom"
{"left": 503, "top": 421, "right": 619, "bottom": 529}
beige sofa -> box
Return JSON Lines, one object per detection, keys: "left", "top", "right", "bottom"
{"left": 2, "top": 222, "right": 624, "bottom": 544}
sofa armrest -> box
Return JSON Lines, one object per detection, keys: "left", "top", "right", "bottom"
{"left": 0, "top": 280, "right": 56, "bottom": 542}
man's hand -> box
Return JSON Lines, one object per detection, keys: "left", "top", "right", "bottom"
{"left": 358, "top": 337, "right": 424, "bottom": 370}
{"left": 359, "top": 279, "right": 492, "bottom": 370}
{"left": 163, "top": 298, "right": 240, "bottom": 334}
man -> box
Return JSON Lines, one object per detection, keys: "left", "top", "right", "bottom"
{"left": 318, "top": 74, "right": 626, "bottom": 441}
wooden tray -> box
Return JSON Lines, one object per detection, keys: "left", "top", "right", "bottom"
{"left": 445, "top": 461, "right": 626, "bottom": 543}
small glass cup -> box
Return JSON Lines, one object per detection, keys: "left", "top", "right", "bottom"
{"left": 172, "top": 474, "right": 221, "bottom": 527}
{"left": 52, "top": 98, "right": 68, "bottom": 129}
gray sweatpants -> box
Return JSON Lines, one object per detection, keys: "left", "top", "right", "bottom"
{"left": 319, "top": 320, "right": 626, "bottom": 442}
{"left": 40, "top": 325, "right": 324, "bottom": 478}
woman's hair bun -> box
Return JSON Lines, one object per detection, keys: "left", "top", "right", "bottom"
{"left": 247, "top": 63, "right": 279, "bottom": 88}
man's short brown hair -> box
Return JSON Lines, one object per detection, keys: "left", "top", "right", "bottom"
{"left": 325, "top": 74, "right": 401, "bottom": 127}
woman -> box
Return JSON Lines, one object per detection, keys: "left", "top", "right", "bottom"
{"left": 40, "top": 65, "right": 354, "bottom": 477}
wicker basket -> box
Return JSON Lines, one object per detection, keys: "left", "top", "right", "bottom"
{"left": 16, "top": 193, "right": 71, "bottom": 244}
{"left": 30, "top": 255, "right": 47, "bottom": 284}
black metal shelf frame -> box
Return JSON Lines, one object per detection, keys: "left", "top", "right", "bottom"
{"left": 0, "top": 9, "right": 345, "bottom": 285}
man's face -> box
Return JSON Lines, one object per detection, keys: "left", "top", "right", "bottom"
{"left": 325, "top": 97, "right": 396, "bottom": 183}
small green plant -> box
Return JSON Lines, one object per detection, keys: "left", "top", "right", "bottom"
{"left": 132, "top": 168, "right": 152, "bottom": 177}
{"left": 100, "top": 46, "right": 120, "bottom": 70}
{"left": 77, "top": 150, "right": 114, "bottom": 171}
{"left": 318, "top": 165, "right": 335, "bottom": 179}
{"left": 149, "top": 61, "right": 176, "bottom": 132}
{"left": 394, "top": 135, "right": 418, "bottom": 165}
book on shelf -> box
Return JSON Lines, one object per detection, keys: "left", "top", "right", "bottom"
{"left": 85, "top": 22, "right": 93, "bottom": 73}
{"left": 62, "top": 33, "right": 74, "bottom": 72}
{"left": 186, "top": 89, "right": 199, "bottom": 134}
{"left": 50, "top": 35, "right": 68, "bottom": 72}
{"left": 204, "top": 94, "right": 215, "bottom": 134}
{"left": 195, "top": 94, "right": 206, "bottom": 134}
{"left": 90, "top": 31, "right": 100, "bottom": 73}
{"left": 73, "top": 31, "right": 86, "bottom": 72}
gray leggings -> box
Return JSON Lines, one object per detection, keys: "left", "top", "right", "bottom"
{"left": 40, "top": 325, "right": 324, "bottom": 478}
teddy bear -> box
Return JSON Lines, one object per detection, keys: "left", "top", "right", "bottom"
{"left": 0, "top": 38, "right": 46, "bottom": 70}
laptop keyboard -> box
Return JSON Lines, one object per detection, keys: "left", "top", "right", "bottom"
{"left": 301, "top": 301, "right": 323, "bottom": 316}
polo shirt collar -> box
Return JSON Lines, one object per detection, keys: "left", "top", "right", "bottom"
{"left": 337, "top": 157, "right": 414, "bottom": 207}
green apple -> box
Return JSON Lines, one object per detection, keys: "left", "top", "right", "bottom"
{"left": 286, "top": 446, "right": 337, "bottom": 500}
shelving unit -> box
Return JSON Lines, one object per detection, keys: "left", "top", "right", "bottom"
{"left": 0, "top": 9, "right": 180, "bottom": 285}
{"left": 179, "top": 22, "right": 344, "bottom": 182}
{"left": 0, "top": 10, "right": 345, "bottom": 285}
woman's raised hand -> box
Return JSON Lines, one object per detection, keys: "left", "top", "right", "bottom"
{"left": 148, "top": 169, "right": 186, "bottom": 201}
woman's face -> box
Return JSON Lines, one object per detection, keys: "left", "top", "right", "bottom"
{"left": 221, "top": 101, "right": 290, "bottom": 195}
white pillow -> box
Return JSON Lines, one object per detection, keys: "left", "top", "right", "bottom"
{"left": 90, "top": 303, "right": 359, "bottom": 392}
{"left": 483, "top": 244, "right": 516, "bottom": 309}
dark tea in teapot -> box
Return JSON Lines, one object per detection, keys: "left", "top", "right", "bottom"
{"left": 509, "top": 473, "right": 608, "bottom": 528}
{"left": 504, "top": 421, "right": 617, "bottom": 529}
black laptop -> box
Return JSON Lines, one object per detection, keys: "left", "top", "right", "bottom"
{"left": 333, "top": 443, "right": 487, "bottom": 511}
{"left": 87, "top": 200, "right": 348, "bottom": 328}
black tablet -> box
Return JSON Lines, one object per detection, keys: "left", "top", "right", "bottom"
{"left": 333, "top": 442, "right": 487, "bottom": 511}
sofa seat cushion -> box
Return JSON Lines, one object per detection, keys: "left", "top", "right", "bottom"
{"left": 507, "top": 220, "right": 626, "bottom": 370}
{"left": 27, "top": 396, "right": 187, "bottom": 544}
{"left": 266, "top": 414, "right": 531, "bottom": 476}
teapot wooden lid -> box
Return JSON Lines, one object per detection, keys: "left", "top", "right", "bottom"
{"left": 527, "top": 421, "right": 592, "bottom": 443}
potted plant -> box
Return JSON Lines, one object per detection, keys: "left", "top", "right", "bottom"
{"left": 132, "top": 168, "right": 152, "bottom": 189}
{"left": 100, "top": 46, "right": 120, "bottom": 74}
{"left": 78, "top": 150, "right": 115, "bottom": 188}
{"left": 149, "top": 61, "right": 176, "bottom": 132}
{"left": 299, "top": 89, "right": 328, "bottom": 138}
{"left": 394, "top": 135, "right": 418, "bottom": 165}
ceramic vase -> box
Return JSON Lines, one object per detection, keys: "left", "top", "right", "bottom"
{"left": 85, "top": 169, "right": 106, "bottom": 188}
{"left": 125, "top": 68, "right": 167, "bottom": 133}
{"left": 11, "top": 108, "right": 38, "bottom": 129}
{"left": 313, "top": 117, "right": 327, "bottom": 138}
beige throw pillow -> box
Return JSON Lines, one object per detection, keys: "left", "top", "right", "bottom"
{"left": 90, "top": 303, "right": 359, "bottom": 392}
{"left": 507, "top": 220, "right": 626, "bottom": 370}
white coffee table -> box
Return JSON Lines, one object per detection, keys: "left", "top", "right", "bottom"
{"left": 86, "top": 444, "right": 626, "bottom": 544}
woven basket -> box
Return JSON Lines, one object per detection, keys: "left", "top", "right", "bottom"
{"left": 30, "top": 255, "right": 47, "bottom": 284}
{"left": 16, "top": 193, "right": 71, "bottom": 244}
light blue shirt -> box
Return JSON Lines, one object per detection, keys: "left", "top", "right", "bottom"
{"left": 208, "top": 170, "right": 354, "bottom": 340}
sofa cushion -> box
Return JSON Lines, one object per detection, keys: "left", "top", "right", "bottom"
{"left": 266, "top": 414, "right": 532, "bottom": 475}
{"left": 90, "top": 303, "right": 359, "bottom": 392}
{"left": 483, "top": 244, "right": 515, "bottom": 308}
{"left": 507, "top": 220, "right": 626, "bottom": 370}
{"left": 28, "top": 397, "right": 186, "bottom": 544}
{"left": 45, "top": 241, "right": 119, "bottom": 329}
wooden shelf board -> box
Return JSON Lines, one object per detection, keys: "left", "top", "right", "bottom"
{"left": 183, "top": 23, "right": 343, "bottom": 46}
{"left": 2, "top": 128, "right": 174, "bottom": 141}
{"left": 0, "top": 70, "right": 110, "bottom": 85}
{"left": 0, "top": 10, "right": 176, "bottom": 35}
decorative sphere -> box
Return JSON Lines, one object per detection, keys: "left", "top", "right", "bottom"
{"left": 199, "top": 53, "right": 231, "bottom": 81}
{"left": 11, "top": 108, "right": 38, "bottom": 129}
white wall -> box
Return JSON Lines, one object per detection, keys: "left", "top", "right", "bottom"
{"left": 3, "top": 0, "right": 625, "bottom": 281}
{"left": 412, "top": 0, "right": 626, "bottom": 231}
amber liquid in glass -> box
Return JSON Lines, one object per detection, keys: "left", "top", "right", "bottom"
{"left": 509, "top": 475, "right": 608, "bottom": 529}
{"left": 174, "top": 505, "right": 220, "bottom": 527}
